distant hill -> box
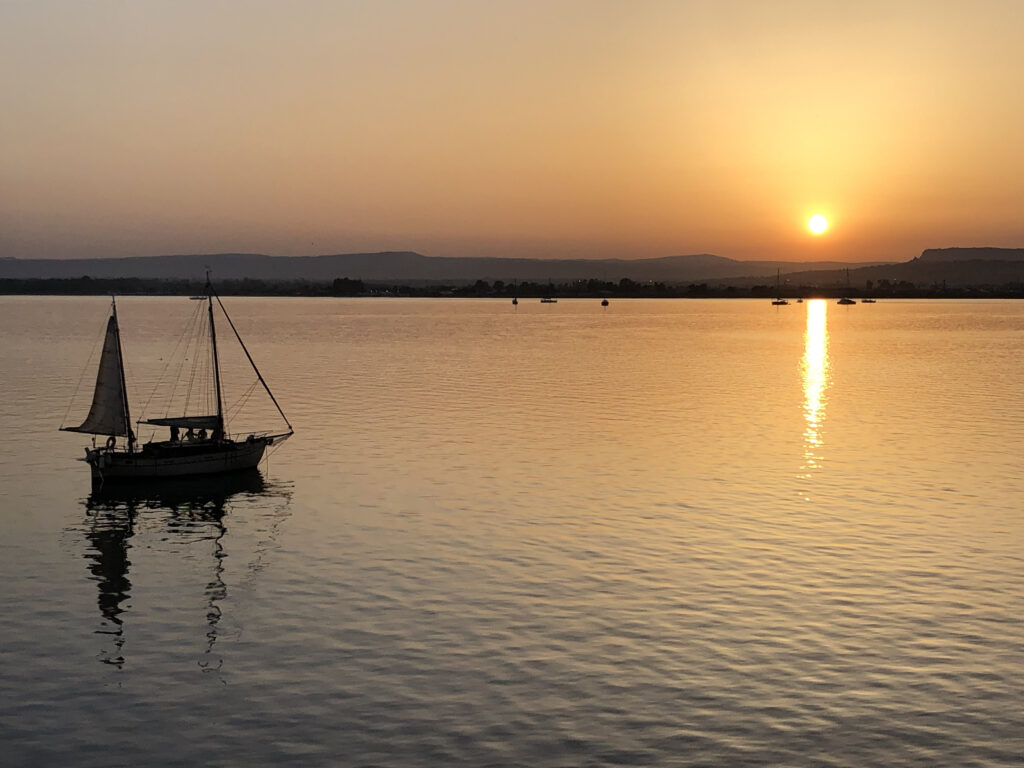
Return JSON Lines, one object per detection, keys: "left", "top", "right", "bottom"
{"left": 716, "top": 248, "right": 1024, "bottom": 290}
{"left": 0, "top": 251, "right": 888, "bottom": 284}
{"left": 919, "top": 247, "right": 1024, "bottom": 262}
{"left": 3, "top": 247, "right": 1020, "bottom": 289}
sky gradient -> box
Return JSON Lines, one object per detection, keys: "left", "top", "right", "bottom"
{"left": 3, "top": 1, "right": 1024, "bottom": 262}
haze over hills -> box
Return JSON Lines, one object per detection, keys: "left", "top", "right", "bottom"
{"left": 918, "top": 247, "right": 1024, "bottom": 262}
{"left": 748, "top": 248, "right": 1024, "bottom": 290}
{"left": 1, "top": 248, "right": 1022, "bottom": 288}
{"left": 0, "top": 251, "right": 890, "bottom": 284}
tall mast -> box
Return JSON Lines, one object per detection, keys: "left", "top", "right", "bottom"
{"left": 111, "top": 297, "right": 135, "bottom": 450}
{"left": 207, "top": 273, "right": 225, "bottom": 437}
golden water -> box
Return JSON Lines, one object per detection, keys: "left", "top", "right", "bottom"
{"left": 1, "top": 297, "right": 1021, "bottom": 766}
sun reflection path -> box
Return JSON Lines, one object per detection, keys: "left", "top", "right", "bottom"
{"left": 801, "top": 299, "right": 830, "bottom": 474}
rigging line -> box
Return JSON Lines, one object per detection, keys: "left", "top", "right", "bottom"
{"left": 172, "top": 306, "right": 198, "bottom": 417}
{"left": 266, "top": 437, "right": 290, "bottom": 461}
{"left": 237, "top": 379, "right": 259, "bottom": 410}
{"left": 182, "top": 337, "right": 199, "bottom": 415}
{"left": 213, "top": 291, "right": 293, "bottom": 433}
{"left": 225, "top": 378, "right": 259, "bottom": 416}
{"left": 60, "top": 311, "right": 108, "bottom": 428}
{"left": 225, "top": 379, "right": 260, "bottom": 425}
{"left": 142, "top": 298, "right": 204, "bottom": 419}
{"left": 182, "top": 306, "right": 207, "bottom": 416}
{"left": 169, "top": 299, "right": 207, "bottom": 415}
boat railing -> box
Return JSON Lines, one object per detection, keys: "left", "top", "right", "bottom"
{"left": 229, "top": 429, "right": 294, "bottom": 444}
{"left": 135, "top": 428, "right": 292, "bottom": 448}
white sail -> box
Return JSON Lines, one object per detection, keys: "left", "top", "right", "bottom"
{"left": 64, "top": 314, "right": 131, "bottom": 437}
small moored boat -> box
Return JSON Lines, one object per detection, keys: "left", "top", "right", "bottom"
{"left": 837, "top": 268, "right": 857, "bottom": 305}
{"left": 771, "top": 269, "right": 789, "bottom": 305}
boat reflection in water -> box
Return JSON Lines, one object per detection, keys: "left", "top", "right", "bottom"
{"left": 800, "top": 300, "right": 831, "bottom": 480}
{"left": 82, "top": 469, "right": 288, "bottom": 669}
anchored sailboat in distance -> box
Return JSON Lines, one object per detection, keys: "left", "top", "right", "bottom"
{"left": 61, "top": 275, "right": 293, "bottom": 482}
{"left": 771, "top": 269, "right": 789, "bottom": 306}
{"left": 837, "top": 268, "right": 857, "bottom": 305}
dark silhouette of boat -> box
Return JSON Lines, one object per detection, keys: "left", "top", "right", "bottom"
{"left": 837, "top": 269, "right": 857, "bottom": 305}
{"left": 61, "top": 275, "right": 293, "bottom": 484}
{"left": 771, "top": 269, "right": 789, "bottom": 305}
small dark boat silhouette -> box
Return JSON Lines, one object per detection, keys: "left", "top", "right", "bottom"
{"left": 771, "top": 269, "right": 789, "bottom": 305}
{"left": 837, "top": 269, "right": 857, "bottom": 305}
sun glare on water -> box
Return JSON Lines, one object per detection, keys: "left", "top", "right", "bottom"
{"left": 808, "top": 214, "right": 829, "bottom": 235}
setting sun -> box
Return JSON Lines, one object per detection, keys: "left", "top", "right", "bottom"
{"left": 808, "top": 214, "right": 829, "bottom": 235}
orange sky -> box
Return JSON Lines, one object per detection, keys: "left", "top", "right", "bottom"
{"left": 3, "top": 1, "right": 1023, "bottom": 262}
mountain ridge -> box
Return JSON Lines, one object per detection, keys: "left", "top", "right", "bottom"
{"left": 1, "top": 247, "right": 1020, "bottom": 287}
{"left": 0, "top": 251, "right": 891, "bottom": 284}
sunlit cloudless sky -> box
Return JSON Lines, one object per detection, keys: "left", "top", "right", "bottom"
{"left": 3, "top": 1, "right": 1023, "bottom": 262}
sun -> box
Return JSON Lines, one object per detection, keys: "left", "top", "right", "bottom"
{"left": 808, "top": 214, "right": 829, "bottom": 235}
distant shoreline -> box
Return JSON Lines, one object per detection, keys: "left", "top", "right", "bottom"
{"left": 2, "top": 277, "right": 1022, "bottom": 299}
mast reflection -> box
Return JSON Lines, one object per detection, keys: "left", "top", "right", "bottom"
{"left": 84, "top": 501, "right": 135, "bottom": 666}
{"left": 801, "top": 299, "right": 830, "bottom": 474}
{"left": 82, "top": 470, "right": 285, "bottom": 669}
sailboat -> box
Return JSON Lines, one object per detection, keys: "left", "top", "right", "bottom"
{"left": 771, "top": 269, "right": 789, "bottom": 305}
{"left": 62, "top": 276, "right": 293, "bottom": 482}
{"left": 837, "top": 269, "right": 857, "bottom": 305}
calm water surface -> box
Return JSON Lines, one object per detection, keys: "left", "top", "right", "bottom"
{"left": 1, "top": 297, "right": 1022, "bottom": 767}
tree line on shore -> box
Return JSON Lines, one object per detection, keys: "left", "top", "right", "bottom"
{"left": 2, "top": 275, "right": 1023, "bottom": 298}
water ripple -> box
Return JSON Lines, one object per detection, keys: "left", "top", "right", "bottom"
{"left": 0, "top": 298, "right": 1022, "bottom": 766}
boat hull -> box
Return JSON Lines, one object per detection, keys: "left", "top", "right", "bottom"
{"left": 86, "top": 439, "right": 269, "bottom": 481}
